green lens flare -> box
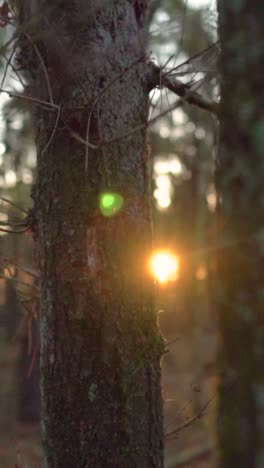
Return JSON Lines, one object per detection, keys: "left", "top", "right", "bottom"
{"left": 99, "top": 192, "right": 124, "bottom": 217}
{"left": 102, "top": 194, "right": 115, "bottom": 208}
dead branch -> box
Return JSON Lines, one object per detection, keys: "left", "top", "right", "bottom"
{"left": 149, "top": 62, "right": 219, "bottom": 116}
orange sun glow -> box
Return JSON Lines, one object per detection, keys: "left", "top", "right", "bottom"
{"left": 149, "top": 250, "right": 179, "bottom": 284}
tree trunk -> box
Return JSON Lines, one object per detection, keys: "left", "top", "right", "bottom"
{"left": 217, "top": 1, "right": 264, "bottom": 466}
{"left": 16, "top": 1, "right": 164, "bottom": 466}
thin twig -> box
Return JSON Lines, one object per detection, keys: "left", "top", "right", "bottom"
{"left": 0, "top": 219, "right": 27, "bottom": 229}
{"left": 2, "top": 260, "right": 39, "bottom": 278}
{"left": 3, "top": 52, "right": 26, "bottom": 89}
{"left": 0, "top": 227, "right": 27, "bottom": 234}
{"left": 165, "top": 398, "right": 193, "bottom": 433}
{"left": 100, "top": 98, "right": 183, "bottom": 147}
{"left": 0, "top": 205, "right": 21, "bottom": 218}
{"left": 166, "top": 336, "right": 183, "bottom": 347}
{"left": 166, "top": 41, "right": 219, "bottom": 77}
{"left": 0, "top": 220, "right": 16, "bottom": 226}
{"left": 148, "top": 84, "right": 164, "bottom": 121}
{"left": 94, "top": 56, "right": 145, "bottom": 108}
{"left": 0, "top": 87, "right": 57, "bottom": 111}
{"left": 165, "top": 398, "right": 213, "bottom": 439}
{"left": 24, "top": 32, "right": 54, "bottom": 105}
{"left": 98, "top": 75, "right": 218, "bottom": 148}
{"left": 68, "top": 128, "right": 98, "bottom": 149}
{"left": 0, "top": 46, "right": 16, "bottom": 91}
{"left": 41, "top": 104, "right": 61, "bottom": 154}
{"left": 0, "top": 33, "right": 16, "bottom": 57}
{"left": 0, "top": 273, "right": 39, "bottom": 291}
{"left": 0, "top": 196, "right": 28, "bottom": 214}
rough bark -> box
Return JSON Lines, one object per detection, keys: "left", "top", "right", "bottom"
{"left": 16, "top": 317, "right": 40, "bottom": 423}
{"left": 15, "top": 1, "right": 164, "bottom": 467}
{"left": 217, "top": 1, "right": 264, "bottom": 467}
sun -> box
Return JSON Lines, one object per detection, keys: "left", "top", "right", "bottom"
{"left": 149, "top": 250, "right": 179, "bottom": 284}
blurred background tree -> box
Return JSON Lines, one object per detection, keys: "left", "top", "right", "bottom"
{"left": 217, "top": 1, "right": 264, "bottom": 466}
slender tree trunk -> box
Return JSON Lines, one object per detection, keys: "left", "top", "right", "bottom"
{"left": 217, "top": 1, "right": 264, "bottom": 466}
{"left": 16, "top": 1, "right": 164, "bottom": 466}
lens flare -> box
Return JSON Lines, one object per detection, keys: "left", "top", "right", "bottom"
{"left": 99, "top": 192, "right": 124, "bottom": 217}
{"left": 149, "top": 250, "right": 179, "bottom": 284}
